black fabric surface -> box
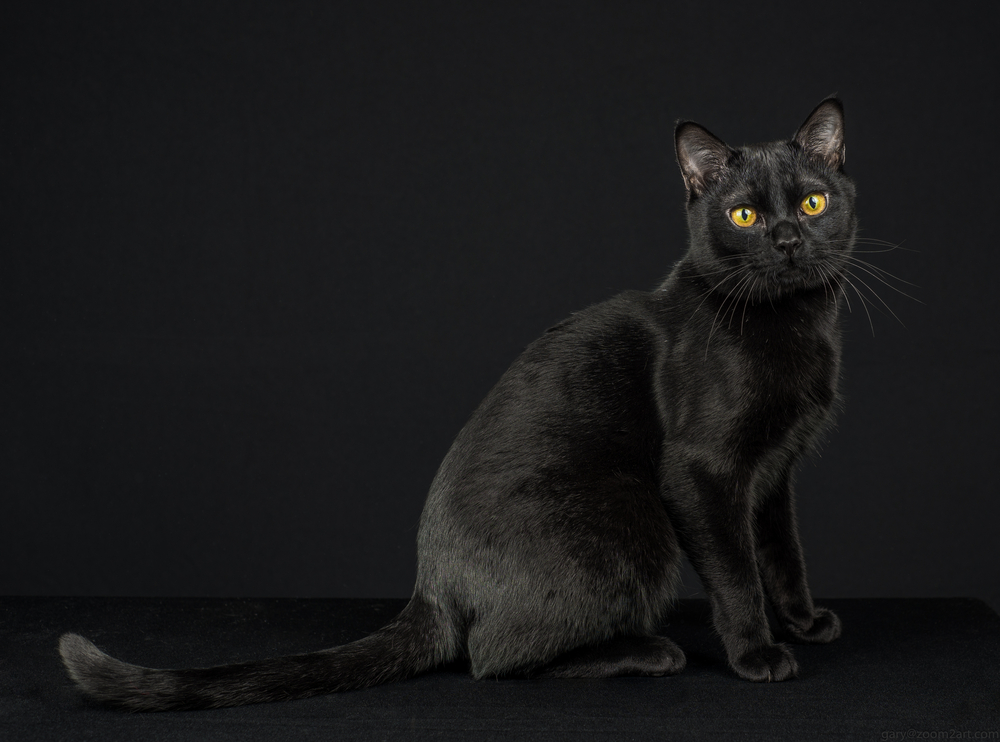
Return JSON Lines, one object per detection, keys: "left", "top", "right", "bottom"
{"left": 2, "top": 597, "right": 998, "bottom": 740}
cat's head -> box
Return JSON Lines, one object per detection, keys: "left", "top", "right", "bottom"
{"left": 674, "top": 99, "right": 857, "bottom": 299}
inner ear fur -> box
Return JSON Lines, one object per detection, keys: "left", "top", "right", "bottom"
{"left": 794, "top": 98, "right": 846, "bottom": 169}
{"left": 675, "top": 122, "right": 733, "bottom": 197}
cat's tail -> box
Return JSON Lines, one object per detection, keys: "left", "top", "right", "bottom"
{"left": 58, "top": 596, "right": 455, "bottom": 711}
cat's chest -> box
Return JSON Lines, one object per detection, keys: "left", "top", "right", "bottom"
{"left": 744, "top": 324, "right": 838, "bottom": 403}
{"left": 659, "top": 321, "right": 839, "bottom": 452}
{"left": 728, "top": 325, "right": 841, "bottom": 468}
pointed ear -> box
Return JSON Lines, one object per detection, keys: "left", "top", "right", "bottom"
{"left": 794, "top": 98, "right": 845, "bottom": 169}
{"left": 675, "top": 122, "right": 733, "bottom": 197}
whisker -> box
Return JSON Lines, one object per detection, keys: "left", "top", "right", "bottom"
{"left": 852, "top": 244, "right": 919, "bottom": 254}
{"left": 729, "top": 270, "right": 759, "bottom": 334}
{"left": 827, "top": 268, "right": 853, "bottom": 314}
{"left": 841, "top": 256, "right": 922, "bottom": 293}
{"left": 845, "top": 268, "right": 906, "bottom": 327}
{"left": 841, "top": 273, "right": 875, "bottom": 335}
{"left": 714, "top": 271, "right": 749, "bottom": 333}
{"left": 853, "top": 237, "right": 909, "bottom": 247}
{"left": 685, "top": 263, "right": 751, "bottom": 327}
{"left": 705, "top": 269, "right": 754, "bottom": 358}
{"left": 824, "top": 236, "right": 917, "bottom": 254}
{"left": 738, "top": 274, "right": 763, "bottom": 334}
{"left": 852, "top": 230, "right": 912, "bottom": 247}
{"left": 815, "top": 264, "right": 838, "bottom": 309}
{"left": 728, "top": 271, "right": 756, "bottom": 326}
{"left": 694, "top": 263, "right": 753, "bottom": 279}
{"left": 842, "top": 258, "right": 923, "bottom": 304}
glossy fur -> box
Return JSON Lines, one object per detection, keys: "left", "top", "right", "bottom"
{"left": 60, "top": 99, "right": 854, "bottom": 709}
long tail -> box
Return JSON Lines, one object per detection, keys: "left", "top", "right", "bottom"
{"left": 58, "top": 597, "right": 452, "bottom": 711}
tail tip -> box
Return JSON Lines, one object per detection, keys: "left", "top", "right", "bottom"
{"left": 59, "top": 632, "right": 106, "bottom": 683}
{"left": 59, "top": 632, "right": 165, "bottom": 710}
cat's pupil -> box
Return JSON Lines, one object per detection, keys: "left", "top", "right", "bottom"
{"left": 808, "top": 197, "right": 817, "bottom": 209}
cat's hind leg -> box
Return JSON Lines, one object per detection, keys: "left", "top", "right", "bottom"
{"left": 532, "top": 635, "right": 686, "bottom": 679}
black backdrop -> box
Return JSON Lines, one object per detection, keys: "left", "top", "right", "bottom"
{"left": 3, "top": 2, "right": 997, "bottom": 612}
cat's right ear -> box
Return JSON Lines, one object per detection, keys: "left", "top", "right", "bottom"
{"left": 675, "top": 122, "right": 733, "bottom": 197}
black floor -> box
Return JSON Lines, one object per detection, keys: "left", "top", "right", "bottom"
{"left": 2, "top": 596, "right": 998, "bottom": 740}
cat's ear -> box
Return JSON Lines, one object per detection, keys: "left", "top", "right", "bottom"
{"left": 675, "top": 122, "right": 733, "bottom": 197}
{"left": 794, "top": 98, "right": 845, "bottom": 169}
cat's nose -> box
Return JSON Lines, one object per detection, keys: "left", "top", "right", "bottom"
{"left": 771, "top": 221, "right": 802, "bottom": 257}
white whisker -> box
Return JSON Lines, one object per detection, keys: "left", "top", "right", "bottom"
{"left": 704, "top": 268, "right": 754, "bottom": 359}
{"left": 841, "top": 256, "right": 923, "bottom": 297}
{"left": 841, "top": 273, "right": 876, "bottom": 335}
{"left": 844, "top": 268, "right": 905, "bottom": 328}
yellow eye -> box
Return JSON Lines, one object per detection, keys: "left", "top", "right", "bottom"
{"left": 730, "top": 206, "right": 757, "bottom": 227}
{"left": 801, "top": 192, "right": 827, "bottom": 215}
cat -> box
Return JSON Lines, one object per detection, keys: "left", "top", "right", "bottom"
{"left": 60, "top": 98, "right": 855, "bottom": 710}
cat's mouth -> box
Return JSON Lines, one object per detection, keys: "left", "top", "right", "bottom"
{"left": 760, "top": 260, "right": 829, "bottom": 291}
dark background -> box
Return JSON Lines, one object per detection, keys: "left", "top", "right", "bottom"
{"left": 3, "top": 3, "right": 997, "bottom": 612}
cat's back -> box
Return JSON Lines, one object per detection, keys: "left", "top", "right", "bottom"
{"left": 427, "top": 290, "right": 671, "bottom": 496}
{"left": 472, "top": 289, "right": 668, "bottom": 440}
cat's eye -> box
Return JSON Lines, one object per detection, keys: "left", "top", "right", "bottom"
{"left": 800, "top": 192, "right": 827, "bottom": 216}
{"left": 730, "top": 206, "right": 757, "bottom": 228}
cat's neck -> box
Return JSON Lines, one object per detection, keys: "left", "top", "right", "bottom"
{"left": 660, "top": 257, "right": 845, "bottom": 337}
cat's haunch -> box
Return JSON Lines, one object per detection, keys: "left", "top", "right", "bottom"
{"left": 61, "top": 99, "right": 855, "bottom": 710}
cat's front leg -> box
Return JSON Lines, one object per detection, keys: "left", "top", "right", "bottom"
{"left": 754, "top": 473, "right": 842, "bottom": 644}
{"left": 668, "top": 469, "right": 798, "bottom": 682}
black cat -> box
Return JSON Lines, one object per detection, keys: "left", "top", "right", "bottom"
{"left": 61, "top": 99, "right": 855, "bottom": 710}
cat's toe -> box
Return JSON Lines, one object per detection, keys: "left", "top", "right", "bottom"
{"left": 786, "top": 607, "right": 842, "bottom": 644}
{"left": 732, "top": 643, "right": 798, "bottom": 682}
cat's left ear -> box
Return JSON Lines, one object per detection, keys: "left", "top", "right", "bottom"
{"left": 794, "top": 98, "right": 846, "bottom": 170}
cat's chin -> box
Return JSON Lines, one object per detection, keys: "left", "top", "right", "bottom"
{"left": 762, "top": 264, "right": 834, "bottom": 295}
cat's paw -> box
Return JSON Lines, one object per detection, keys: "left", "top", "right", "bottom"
{"left": 732, "top": 643, "right": 798, "bottom": 682}
{"left": 649, "top": 637, "right": 687, "bottom": 677}
{"left": 785, "top": 607, "right": 842, "bottom": 644}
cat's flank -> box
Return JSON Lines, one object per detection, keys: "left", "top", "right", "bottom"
{"left": 61, "top": 99, "right": 854, "bottom": 710}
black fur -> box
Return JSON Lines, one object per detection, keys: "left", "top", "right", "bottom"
{"left": 60, "top": 99, "right": 854, "bottom": 709}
